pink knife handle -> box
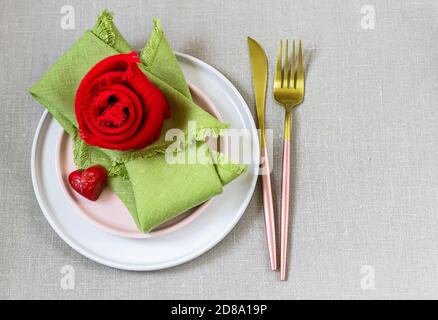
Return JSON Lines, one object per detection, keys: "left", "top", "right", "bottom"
{"left": 280, "top": 138, "right": 291, "bottom": 280}
{"left": 261, "top": 146, "right": 277, "bottom": 270}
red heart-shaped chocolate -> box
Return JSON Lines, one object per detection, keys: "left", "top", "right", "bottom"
{"left": 68, "top": 165, "right": 108, "bottom": 201}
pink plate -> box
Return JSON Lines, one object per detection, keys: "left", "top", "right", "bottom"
{"left": 56, "top": 83, "right": 224, "bottom": 239}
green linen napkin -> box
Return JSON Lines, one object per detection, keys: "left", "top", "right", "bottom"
{"left": 30, "top": 10, "right": 246, "bottom": 232}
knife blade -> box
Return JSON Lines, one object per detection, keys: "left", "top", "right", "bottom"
{"left": 247, "top": 37, "right": 268, "bottom": 147}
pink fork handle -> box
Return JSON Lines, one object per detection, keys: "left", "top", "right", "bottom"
{"left": 280, "top": 138, "right": 291, "bottom": 280}
{"left": 261, "top": 147, "right": 277, "bottom": 270}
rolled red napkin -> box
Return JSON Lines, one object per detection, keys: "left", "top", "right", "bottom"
{"left": 75, "top": 52, "right": 171, "bottom": 151}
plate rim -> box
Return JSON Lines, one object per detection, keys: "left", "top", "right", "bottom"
{"left": 30, "top": 52, "right": 260, "bottom": 271}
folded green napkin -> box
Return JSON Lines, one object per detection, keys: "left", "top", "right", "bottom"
{"left": 30, "top": 10, "right": 246, "bottom": 232}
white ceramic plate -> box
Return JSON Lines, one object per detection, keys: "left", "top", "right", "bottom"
{"left": 31, "top": 53, "right": 259, "bottom": 270}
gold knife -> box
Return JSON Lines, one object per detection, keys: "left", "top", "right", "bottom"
{"left": 248, "top": 37, "right": 277, "bottom": 270}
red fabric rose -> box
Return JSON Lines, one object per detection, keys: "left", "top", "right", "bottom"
{"left": 75, "top": 52, "right": 171, "bottom": 150}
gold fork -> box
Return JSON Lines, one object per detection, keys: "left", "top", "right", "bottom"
{"left": 274, "top": 39, "right": 305, "bottom": 281}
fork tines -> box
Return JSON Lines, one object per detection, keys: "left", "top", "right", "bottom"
{"left": 275, "top": 39, "right": 303, "bottom": 91}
